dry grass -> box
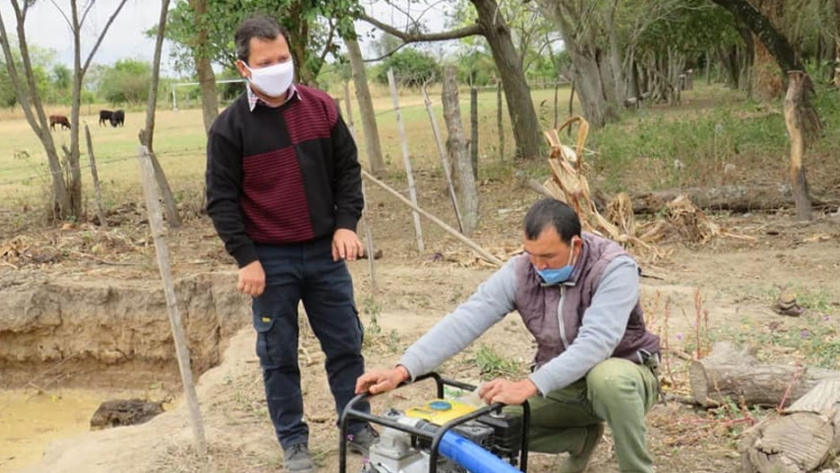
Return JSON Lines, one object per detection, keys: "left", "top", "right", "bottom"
{"left": 0, "top": 87, "right": 574, "bottom": 213}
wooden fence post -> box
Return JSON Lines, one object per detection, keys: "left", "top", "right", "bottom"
{"left": 422, "top": 85, "right": 464, "bottom": 233}
{"left": 363, "top": 170, "right": 501, "bottom": 266}
{"left": 497, "top": 80, "right": 504, "bottom": 161}
{"left": 387, "top": 68, "right": 424, "bottom": 252}
{"left": 136, "top": 145, "right": 207, "bottom": 456}
{"left": 470, "top": 86, "right": 478, "bottom": 179}
{"left": 442, "top": 66, "right": 479, "bottom": 236}
{"left": 85, "top": 124, "right": 107, "bottom": 227}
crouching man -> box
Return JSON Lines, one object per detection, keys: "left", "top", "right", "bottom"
{"left": 356, "top": 198, "right": 661, "bottom": 473}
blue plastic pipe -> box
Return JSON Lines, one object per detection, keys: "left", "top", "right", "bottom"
{"left": 439, "top": 430, "right": 521, "bottom": 473}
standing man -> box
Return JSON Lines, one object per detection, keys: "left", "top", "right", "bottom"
{"left": 206, "top": 16, "right": 377, "bottom": 473}
{"left": 357, "top": 199, "right": 661, "bottom": 473}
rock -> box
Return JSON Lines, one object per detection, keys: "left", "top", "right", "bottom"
{"left": 90, "top": 399, "right": 164, "bottom": 430}
{"left": 773, "top": 290, "right": 805, "bottom": 317}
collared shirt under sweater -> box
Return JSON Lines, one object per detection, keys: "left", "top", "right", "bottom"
{"left": 205, "top": 84, "right": 363, "bottom": 267}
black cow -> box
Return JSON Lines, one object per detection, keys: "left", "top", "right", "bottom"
{"left": 49, "top": 114, "right": 71, "bottom": 131}
{"left": 99, "top": 110, "right": 114, "bottom": 127}
{"left": 109, "top": 109, "right": 125, "bottom": 128}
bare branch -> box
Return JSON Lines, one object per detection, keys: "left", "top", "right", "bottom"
{"left": 415, "top": 0, "right": 448, "bottom": 24}
{"left": 81, "top": 0, "right": 130, "bottom": 76}
{"left": 48, "top": 0, "right": 73, "bottom": 30}
{"left": 363, "top": 42, "right": 409, "bottom": 63}
{"left": 361, "top": 12, "right": 482, "bottom": 43}
{"left": 79, "top": 0, "right": 96, "bottom": 28}
{"left": 316, "top": 18, "right": 337, "bottom": 70}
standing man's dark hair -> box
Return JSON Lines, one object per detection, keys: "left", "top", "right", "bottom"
{"left": 523, "top": 198, "right": 582, "bottom": 244}
{"left": 206, "top": 14, "right": 376, "bottom": 473}
{"left": 234, "top": 16, "right": 292, "bottom": 64}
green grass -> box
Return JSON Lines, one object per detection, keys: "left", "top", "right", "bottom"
{"left": 2, "top": 82, "right": 837, "bottom": 216}
{"left": 472, "top": 344, "right": 523, "bottom": 380}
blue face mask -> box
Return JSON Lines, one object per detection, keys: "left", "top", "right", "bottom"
{"left": 534, "top": 240, "right": 577, "bottom": 285}
{"left": 536, "top": 265, "right": 574, "bottom": 285}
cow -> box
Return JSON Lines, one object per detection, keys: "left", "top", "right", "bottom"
{"left": 99, "top": 110, "right": 114, "bottom": 127}
{"left": 49, "top": 114, "right": 71, "bottom": 131}
{"left": 109, "top": 109, "right": 125, "bottom": 128}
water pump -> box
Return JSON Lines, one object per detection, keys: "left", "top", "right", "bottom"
{"left": 339, "top": 373, "right": 530, "bottom": 473}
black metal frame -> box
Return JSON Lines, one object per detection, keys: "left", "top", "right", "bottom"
{"left": 339, "top": 372, "right": 530, "bottom": 473}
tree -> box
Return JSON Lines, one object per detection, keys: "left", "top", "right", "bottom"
{"left": 344, "top": 33, "right": 386, "bottom": 175}
{"left": 51, "top": 63, "right": 71, "bottom": 103}
{"left": 162, "top": 0, "right": 362, "bottom": 83}
{"left": 710, "top": 0, "right": 802, "bottom": 73}
{"left": 140, "top": 0, "right": 182, "bottom": 228}
{"left": 158, "top": 0, "right": 362, "bottom": 133}
{"left": 186, "top": 0, "right": 218, "bottom": 134}
{"left": 531, "top": 0, "right": 621, "bottom": 127}
{"left": 0, "top": 0, "right": 128, "bottom": 219}
{"left": 98, "top": 60, "right": 152, "bottom": 105}
{"left": 375, "top": 48, "right": 440, "bottom": 87}
{"left": 362, "top": 0, "right": 545, "bottom": 159}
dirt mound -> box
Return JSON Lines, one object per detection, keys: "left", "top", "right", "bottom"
{"left": 0, "top": 270, "right": 249, "bottom": 389}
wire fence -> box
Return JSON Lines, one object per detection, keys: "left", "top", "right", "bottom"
{"left": 0, "top": 147, "right": 206, "bottom": 188}
{"left": 0, "top": 77, "right": 576, "bottom": 201}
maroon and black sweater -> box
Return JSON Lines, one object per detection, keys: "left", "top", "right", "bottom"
{"left": 205, "top": 85, "right": 363, "bottom": 267}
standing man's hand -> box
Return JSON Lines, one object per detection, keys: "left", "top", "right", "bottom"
{"left": 355, "top": 366, "right": 410, "bottom": 395}
{"left": 478, "top": 378, "right": 539, "bottom": 405}
{"left": 238, "top": 260, "right": 266, "bottom": 296}
{"left": 333, "top": 228, "right": 364, "bottom": 262}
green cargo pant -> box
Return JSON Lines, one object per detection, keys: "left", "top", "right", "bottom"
{"left": 508, "top": 357, "right": 659, "bottom": 473}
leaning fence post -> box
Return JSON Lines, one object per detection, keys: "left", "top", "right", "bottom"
{"left": 342, "top": 85, "right": 378, "bottom": 292}
{"left": 387, "top": 68, "right": 424, "bottom": 253}
{"left": 136, "top": 145, "right": 207, "bottom": 456}
{"left": 85, "top": 123, "right": 107, "bottom": 227}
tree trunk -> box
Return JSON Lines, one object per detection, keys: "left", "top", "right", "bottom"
{"left": 442, "top": 66, "right": 479, "bottom": 236}
{"left": 67, "top": 0, "right": 84, "bottom": 218}
{"left": 710, "top": 0, "right": 803, "bottom": 74}
{"left": 189, "top": 0, "right": 218, "bottom": 134}
{"left": 739, "top": 380, "right": 840, "bottom": 473}
{"left": 140, "top": 0, "right": 181, "bottom": 228}
{"left": 361, "top": 1, "right": 542, "bottom": 159}
{"left": 750, "top": 0, "right": 783, "bottom": 100}
{"left": 784, "top": 71, "right": 820, "bottom": 222}
{"left": 689, "top": 342, "right": 840, "bottom": 408}
{"left": 534, "top": 0, "right": 619, "bottom": 128}
{"left": 471, "top": 0, "right": 543, "bottom": 159}
{"left": 470, "top": 87, "right": 478, "bottom": 179}
{"left": 629, "top": 185, "right": 839, "bottom": 214}
{"left": 607, "top": 0, "right": 625, "bottom": 104}
{"left": 345, "top": 36, "right": 385, "bottom": 176}
{"left": 0, "top": 2, "right": 70, "bottom": 218}
{"left": 835, "top": 0, "right": 840, "bottom": 87}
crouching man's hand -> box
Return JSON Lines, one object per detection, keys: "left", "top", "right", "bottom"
{"left": 355, "top": 366, "right": 411, "bottom": 395}
{"left": 478, "top": 378, "right": 539, "bottom": 405}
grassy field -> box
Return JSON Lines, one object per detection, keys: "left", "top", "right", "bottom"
{"left": 0, "top": 85, "right": 571, "bottom": 206}
{"left": 1, "top": 82, "right": 838, "bottom": 218}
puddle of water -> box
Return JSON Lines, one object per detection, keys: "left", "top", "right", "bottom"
{"left": 0, "top": 389, "right": 148, "bottom": 472}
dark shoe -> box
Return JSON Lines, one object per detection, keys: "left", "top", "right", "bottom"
{"left": 346, "top": 424, "right": 380, "bottom": 455}
{"left": 283, "top": 443, "right": 315, "bottom": 473}
{"left": 558, "top": 423, "right": 604, "bottom": 473}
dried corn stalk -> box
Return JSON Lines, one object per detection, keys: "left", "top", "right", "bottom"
{"left": 541, "top": 117, "right": 658, "bottom": 254}
{"left": 664, "top": 195, "right": 720, "bottom": 243}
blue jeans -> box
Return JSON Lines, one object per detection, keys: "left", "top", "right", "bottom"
{"left": 253, "top": 237, "right": 370, "bottom": 450}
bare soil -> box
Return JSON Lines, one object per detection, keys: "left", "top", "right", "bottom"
{"left": 2, "top": 172, "right": 840, "bottom": 473}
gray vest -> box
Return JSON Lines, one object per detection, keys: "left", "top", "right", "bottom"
{"left": 514, "top": 232, "right": 660, "bottom": 368}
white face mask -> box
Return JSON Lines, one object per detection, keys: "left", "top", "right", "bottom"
{"left": 244, "top": 60, "right": 294, "bottom": 98}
